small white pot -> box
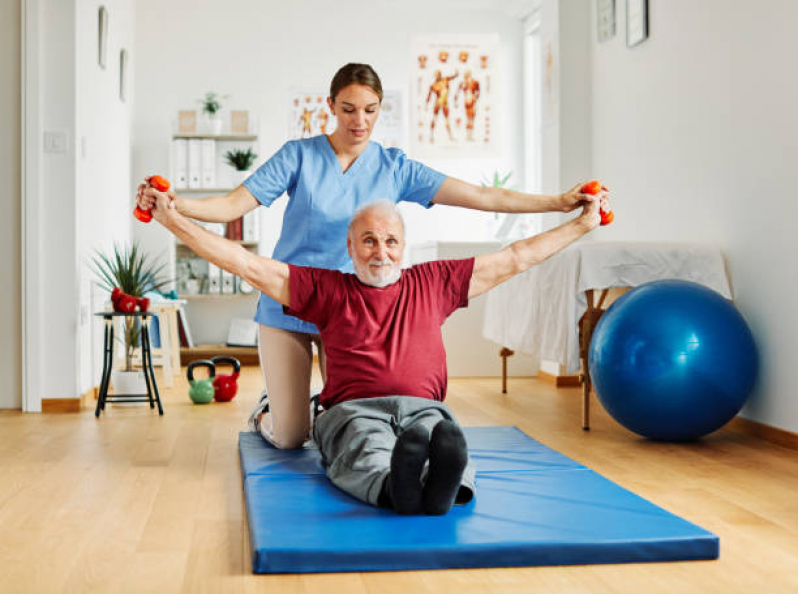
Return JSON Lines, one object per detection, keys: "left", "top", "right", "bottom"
{"left": 203, "top": 114, "right": 223, "bottom": 135}
{"left": 230, "top": 169, "right": 251, "bottom": 187}
{"left": 111, "top": 369, "right": 146, "bottom": 394}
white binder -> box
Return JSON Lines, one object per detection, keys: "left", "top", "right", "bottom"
{"left": 172, "top": 139, "right": 188, "bottom": 189}
{"left": 221, "top": 270, "right": 234, "bottom": 294}
{"left": 200, "top": 139, "right": 216, "bottom": 188}
{"left": 187, "top": 139, "right": 202, "bottom": 189}
{"left": 207, "top": 262, "right": 221, "bottom": 293}
{"left": 243, "top": 208, "right": 260, "bottom": 242}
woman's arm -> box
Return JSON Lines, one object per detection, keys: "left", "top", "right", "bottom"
{"left": 150, "top": 190, "right": 290, "bottom": 305}
{"left": 431, "top": 177, "right": 597, "bottom": 214}
{"left": 137, "top": 182, "right": 259, "bottom": 223}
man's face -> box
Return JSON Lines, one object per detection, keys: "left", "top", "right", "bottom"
{"left": 347, "top": 209, "right": 405, "bottom": 288}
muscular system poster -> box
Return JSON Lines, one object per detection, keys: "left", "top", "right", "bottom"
{"left": 410, "top": 34, "right": 500, "bottom": 158}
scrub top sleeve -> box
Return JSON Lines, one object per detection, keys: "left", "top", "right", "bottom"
{"left": 243, "top": 140, "right": 301, "bottom": 207}
{"left": 394, "top": 152, "right": 447, "bottom": 209}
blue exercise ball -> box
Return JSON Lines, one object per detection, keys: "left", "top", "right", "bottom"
{"left": 588, "top": 280, "right": 758, "bottom": 441}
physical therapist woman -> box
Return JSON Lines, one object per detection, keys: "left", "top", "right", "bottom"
{"left": 137, "top": 63, "right": 603, "bottom": 449}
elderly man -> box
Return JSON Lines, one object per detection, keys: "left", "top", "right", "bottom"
{"left": 147, "top": 189, "right": 605, "bottom": 515}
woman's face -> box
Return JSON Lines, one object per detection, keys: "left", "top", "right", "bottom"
{"left": 328, "top": 84, "right": 381, "bottom": 145}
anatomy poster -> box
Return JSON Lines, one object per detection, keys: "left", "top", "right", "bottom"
{"left": 411, "top": 35, "right": 500, "bottom": 158}
{"left": 288, "top": 90, "right": 404, "bottom": 148}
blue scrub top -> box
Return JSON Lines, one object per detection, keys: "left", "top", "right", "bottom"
{"left": 243, "top": 134, "right": 447, "bottom": 334}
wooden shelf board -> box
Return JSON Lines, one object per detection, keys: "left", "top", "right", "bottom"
{"left": 172, "top": 134, "right": 257, "bottom": 141}
{"left": 180, "top": 344, "right": 259, "bottom": 366}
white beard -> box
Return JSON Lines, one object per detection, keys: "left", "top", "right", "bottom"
{"left": 354, "top": 259, "right": 402, "bottom": 288}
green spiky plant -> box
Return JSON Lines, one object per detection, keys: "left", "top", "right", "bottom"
{"left": 482, "top": 171, "right": 513, "bottom": 219}
{"left": 92, "top": 242, "right": 170, "bottom": 371}
{"left": 224, "top": 147, "right": 258, "bottom": 171}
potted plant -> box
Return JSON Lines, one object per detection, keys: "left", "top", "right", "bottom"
{"left": 224, "top": 147, "right": 258, "bottom": 186}
{"left": 199, "top": 91, "right": 227, "bottom": 135}
{"left": 92, "top": 243, "right": 170, "bottom": 393}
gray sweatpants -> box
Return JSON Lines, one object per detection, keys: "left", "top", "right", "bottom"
{"left": 312, "top": 396, "right": 476, "bottom": 507}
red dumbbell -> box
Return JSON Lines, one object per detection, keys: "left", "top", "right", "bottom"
{"left": 133, "top": 175, "right": 171, "bottom": 223}
{"left": 580, "top": 180, "right": 614, "bottom": 226}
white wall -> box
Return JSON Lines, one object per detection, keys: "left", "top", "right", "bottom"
{"left": 1, "top": 0, "right": 22, "bottom": 409}
{"left": 131, "top": 0, "right": 533, "bottom": 265}
{"left": 583, "top": 0, "right": 798, "bottom": 432}
{"left": 75, "top": 0, "right": 135, "bottom": 395}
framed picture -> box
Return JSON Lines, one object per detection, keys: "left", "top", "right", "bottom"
{"left": 177, "top": 110, "right": 198, "bottom": 134}
{"left": 626, "top": 0, "right": 648, "bottom": 47}
{"left": 230, "top": 110, "right": 250, "bottom": 135}
{"left": 596, "top": 0, "right": 616, "bottom": 43}
{"left": 119, "top": 49, "right": 128, "bottom": 102}
{"left": 98, "top": 6, "right": 108, "bottom": 69}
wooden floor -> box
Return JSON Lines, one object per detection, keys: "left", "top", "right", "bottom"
{"left": 1, "top": 367, "right": 797, "bottom": 593}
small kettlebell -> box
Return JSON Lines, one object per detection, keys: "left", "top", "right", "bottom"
{"left": 187, "top": 359, "right": 216, "bottom": 404}
{"left": 211, "top": 356, "right": 241, "bottom": 402}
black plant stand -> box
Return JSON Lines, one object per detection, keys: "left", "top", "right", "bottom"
{"left": 94, "top": 311, "right": 163, "bottom": 417}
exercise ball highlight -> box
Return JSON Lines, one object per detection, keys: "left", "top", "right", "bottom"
{"left": 588, "top": 280, "right": 758, "bottom": 440}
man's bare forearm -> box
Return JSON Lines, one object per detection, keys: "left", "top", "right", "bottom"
{"left": 469, "top": 217, "right": 593, "bottom": 298}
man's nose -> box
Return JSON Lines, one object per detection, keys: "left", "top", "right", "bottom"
{"left": 374, "top": 243, "right": 387, "bottom": 259}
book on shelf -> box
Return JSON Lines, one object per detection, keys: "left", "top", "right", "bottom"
{"left": 226, "top": 318, "right": 258, "bottom": 347}
{"left": 177, "top": 308, "right": 194, "bottom": 348}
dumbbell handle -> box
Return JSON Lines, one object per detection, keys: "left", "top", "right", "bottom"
{"left": 133, "top": 175, "right": 171, "bottom": 223}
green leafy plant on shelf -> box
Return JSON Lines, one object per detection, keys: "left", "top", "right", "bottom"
{"left": 224, "top": 147, "right": 259, "bottom": 171}
{"left": 92, "top": 242, "right": 170, "bottom": 371}
{"left": 199, "top": 91, "right": 227, "bottom": 116}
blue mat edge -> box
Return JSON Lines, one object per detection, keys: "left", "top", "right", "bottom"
{"left": 239, "top": 426, "right": 720, "bottom": 573}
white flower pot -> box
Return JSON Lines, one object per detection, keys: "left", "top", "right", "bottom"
{"left": 230, "top": 169, "right": 251, "bottom": 187}
{"left": 203, "top": 114, "right": 223, "bottom": 135}
{"left": 111, "top": 369, "right": 146, "bottom": 394}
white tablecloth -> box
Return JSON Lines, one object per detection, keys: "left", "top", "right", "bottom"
{"left": 482, "top": 241, "right": 732, "bottom": 373}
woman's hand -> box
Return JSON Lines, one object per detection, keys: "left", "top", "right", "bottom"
{"left": 559, "top": 182, "right": 610, "bottom": 214}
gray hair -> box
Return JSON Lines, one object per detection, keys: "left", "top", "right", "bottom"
{"left": 347, "top": 200, "right": 405, "bottom": 240}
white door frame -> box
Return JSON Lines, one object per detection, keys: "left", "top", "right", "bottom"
{"left": 21, "top": 0, "right": 44, "bottom": 412}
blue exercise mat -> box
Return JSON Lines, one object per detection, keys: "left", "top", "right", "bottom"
{"left": 240, "top": 426, "right": 718, "bottom": 573}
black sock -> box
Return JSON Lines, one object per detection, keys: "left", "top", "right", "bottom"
{"left": 388, "top": 425, "right": 429, "bottom": 515}
{"left": 422, "top": 420, "right": 468, "bottom": 515}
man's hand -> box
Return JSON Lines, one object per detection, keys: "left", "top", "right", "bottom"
{"left": 136, "top": 177, "right": 177, "bottom": 215}
{"left": 146, "top": 183, "right": 179, "bottom": 227}
{"left": 558, "top": 182, "right": 610, "bottom": 214}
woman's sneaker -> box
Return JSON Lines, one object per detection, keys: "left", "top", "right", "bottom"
{"left": 247, "top": 389, "right": 270, "bottom": 432}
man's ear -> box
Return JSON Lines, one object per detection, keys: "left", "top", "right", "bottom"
{"left": 346, "top": 235, "right": 353, "bottom": 259}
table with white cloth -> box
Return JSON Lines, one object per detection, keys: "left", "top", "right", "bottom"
{"left": 482, "top": 241, "right": 732, "bottom": 429}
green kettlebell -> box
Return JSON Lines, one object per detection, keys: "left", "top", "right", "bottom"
{"left": 187, "top": 359, "right": 216, "bottom": 404}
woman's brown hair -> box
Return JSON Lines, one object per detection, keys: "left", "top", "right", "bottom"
{"left": 330, "top": 63, "right": 383, "bottom": 103}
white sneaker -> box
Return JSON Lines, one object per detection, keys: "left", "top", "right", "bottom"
{"left": 247, "top": 389, "right": 270, "bottom": 432}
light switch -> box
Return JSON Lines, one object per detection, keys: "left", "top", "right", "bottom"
{"left": 44, "top": 130, "right": 69, "bottom": 154}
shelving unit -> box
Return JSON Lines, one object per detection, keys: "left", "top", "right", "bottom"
{"left": 169, "top": 131, "right": 261, "bottom": 357}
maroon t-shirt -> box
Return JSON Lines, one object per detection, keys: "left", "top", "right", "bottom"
{"left": 285, "top": 258, "right": 475, "bottom": 409}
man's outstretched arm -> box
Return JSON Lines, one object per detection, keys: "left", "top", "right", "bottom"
{"left": 468, "top": 200, "right": 601, "bottom": 299}
{"left": 147, "top": 187, "right": 290, "bottom": 305}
